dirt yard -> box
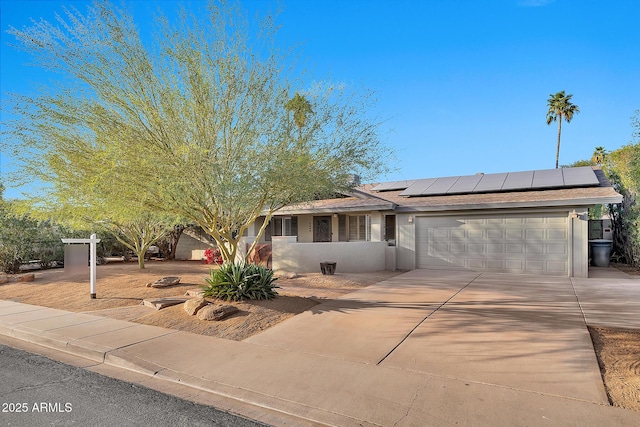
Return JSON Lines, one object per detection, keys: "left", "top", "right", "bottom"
{"left": 0, "top": 260, "right": 638, "bottom": 411}
{"left": 0, "top": 261, "right": 401, "bottom": 341}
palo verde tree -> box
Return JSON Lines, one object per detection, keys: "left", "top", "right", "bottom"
{"left": 546, "top": 91, "right": 580, "bottom": 169}
{"left": 3, "top": 0, "right": 389, "bottom": 264}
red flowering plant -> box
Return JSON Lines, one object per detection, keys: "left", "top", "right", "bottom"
{"left": 203, "top": 248, "right": 223, "bottom": 265}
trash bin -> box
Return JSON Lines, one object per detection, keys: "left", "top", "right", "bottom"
{"left": 589, "top": 239, "right": 613, "bottom": 267}
{"left": 320, "top": 261, "right": 337, "bottom": 275}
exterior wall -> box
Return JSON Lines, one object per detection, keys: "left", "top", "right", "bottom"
{"left": 385, "top": 246, "right": 397, "bottom": 271}
{"left": 396, "top": 213, "right": 416, "bottom": 270}
{"left": 272, "top": 236, "right": 387, "bottom": 273}
{"left": 175, "top": 234, "right": 215, "bottom": 261}
{"left": 298, "top": 215, "right": 314, "bottom": 242}
{"left": 571, "top": 211, "right": 589, "bottom": 278}
{"left": 370, "top": 211, "right": 383, "bottom": 241}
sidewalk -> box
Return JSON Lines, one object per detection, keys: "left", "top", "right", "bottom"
{"left": 1, "top": 268, "right": 639, "bottom": 426}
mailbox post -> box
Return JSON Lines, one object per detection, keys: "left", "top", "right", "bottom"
{"left": 61, "top": 234, "right": 101, "bottom": 299}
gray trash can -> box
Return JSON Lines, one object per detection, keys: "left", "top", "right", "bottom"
{"left": 589, "top": 239, "right": 613, "bottom": 267}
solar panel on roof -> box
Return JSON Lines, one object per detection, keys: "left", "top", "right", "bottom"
{"left": 420, "top": 176, "right": 460, "bottom": 195}
{"left": 502, "top": 171, "right": 534, "bottom": 190}
{"left": 473, "top": 173, "right": 508, "bottom": 193}
{"left": 399, "top": 178, "right": 438, "bottom": 196}
{"left": 532, "top": 168, "right": 564, "bottom": 188}
{"left": 375, "top": 167, "right": 600, "bottom": 198}
{"left": 372, "top": 180, "right": 416, "bottom": 191}
{"left": 447, "top": 174, "right": 483, "bottom": 194}
{"left": 562, "top": 167, "right": 600, "bottom": 186}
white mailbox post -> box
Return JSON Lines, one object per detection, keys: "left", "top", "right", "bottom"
{"left": 61, "top": 233, "right": 101, "bottom": 299}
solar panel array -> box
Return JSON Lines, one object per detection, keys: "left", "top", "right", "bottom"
{"left": 371, "top": 167, "right": 600, "bottom": 197}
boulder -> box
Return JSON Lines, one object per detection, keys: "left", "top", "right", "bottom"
{"left": 184, "top": 298, "right": 208, "bottom": 315}
{"left": 197, "top": 304, "right": 239, "bottom": 321}
{"left": 16, "top": 273, "right": 35, "bottom": 282}
{"left": 142, "top": 297, "right": 190, "bottom": 310}
{"left": 149, "top": 276, "right": 181, "bottom": 288}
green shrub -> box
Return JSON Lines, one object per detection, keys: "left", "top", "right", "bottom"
{"left": 202, "top": 263, "right": 279, "bottom": 301}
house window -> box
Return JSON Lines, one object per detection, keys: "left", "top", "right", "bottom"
{"left": 264, "top": 217, "right": 297, "bottom": 241}
{"left": 348, "top": 215, "right": 370, "bottom": 241}
{"left": 385, "top": 215, "right": 396, "bottom": 241}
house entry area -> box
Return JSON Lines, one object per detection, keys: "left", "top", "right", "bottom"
{"left": 313, "top": 216, "right": 332, "bottom": 242}
{"left": 415, "top": 212, "right": 569, "bottom": 275}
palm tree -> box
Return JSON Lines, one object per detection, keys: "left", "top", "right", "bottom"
{"left": 591, "top": 146, "right": 607, "bottom": 165}
{"left": 546, "top": 91, "right": 580, "bottom": 168}
{"left": 285, "top": 93, "right": 313, "bottom": 140}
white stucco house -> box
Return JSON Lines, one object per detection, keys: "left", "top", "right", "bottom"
{"left": 237, "top": 166, "right": 622, "bottom": 278}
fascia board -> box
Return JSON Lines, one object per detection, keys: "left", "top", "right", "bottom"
{"left": 394, "top": 196, "right": 623, "bottom": 213}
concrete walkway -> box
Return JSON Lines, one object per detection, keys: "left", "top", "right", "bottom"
{"left": 1, "top": 269, "right": 639, "bottom": 426}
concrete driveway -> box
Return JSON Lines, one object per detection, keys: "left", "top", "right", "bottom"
{"left": 246, "top": 269, "right": 608, "bottom": 403}
{"left": 3, "top": 268, "right": 639, "bottom": 426}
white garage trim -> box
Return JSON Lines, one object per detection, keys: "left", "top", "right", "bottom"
{"left": 415, "top": 212, "right": 569, "bottom": 275}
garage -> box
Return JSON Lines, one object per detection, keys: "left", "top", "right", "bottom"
{"left": 416, "top": 212, "right": 569, "bottom": 275}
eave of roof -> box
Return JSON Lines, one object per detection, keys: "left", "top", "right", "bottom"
{"left": 277, "top": 197, "right": 395, "bottom": 215}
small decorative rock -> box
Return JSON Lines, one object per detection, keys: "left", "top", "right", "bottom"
{"left": 184, "top": 298, "right": 208, "bottom": 315}
{"left": 197, "top": 304, "right": 239, "bottom": 321}
{"left": 16, "top": 273, "right": 35, "bottom": 282}
{"left": 280, "top": 272, "right": 298, "bottom": 279}
{"left": 149, "top": 276, "right": 181, "bottom": 288}
{"left": 0, "top": 275, "right": 9, "bottom": 284}
{"left": 184, "top": 289, "right": 204, "bottom": 297}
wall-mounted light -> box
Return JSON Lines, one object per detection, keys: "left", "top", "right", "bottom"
{"left": 333, "top": 213, "right": 338, "bottom": 218}
{"left": 408, "top": 215, "right": 413, "bottom": 223}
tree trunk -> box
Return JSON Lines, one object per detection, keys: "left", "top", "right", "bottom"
{"left": 157, "top": 225, "right": 185, "bottom": 260}
{"left": 555, "top": 117, "right": 562, "bottom": 169}
{"left": 138, "top": 253, "right": 145, "bottom": 269}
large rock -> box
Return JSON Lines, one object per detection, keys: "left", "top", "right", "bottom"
{"left": 184, "top": 298, "right": 208, "bottom": 315}
{"left": 0, "top": 275, "right": 9, "bottom": 284}
{"left": 197, "top": 304, "right": 239, "bottom": 321}
{"left": 148, "top": 276, "right": 181, "bottom": 288}
{"left": 16, "top": 273, "right": 35, "bottom": 282}
{"left": 142, "top": 297, "right": 190, "bottom": 310}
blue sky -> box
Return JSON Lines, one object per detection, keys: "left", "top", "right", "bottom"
{"left": 1, "top": 0, "right": 639, "bottom": 199}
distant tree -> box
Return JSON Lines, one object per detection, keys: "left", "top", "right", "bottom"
{"left": 0, "top": 196, "right": 68, "bottom": 273}
{"left": 546, "top": 91, "right": 580, "bottom": 168}
{"left": 592, "top": 146, "right": 607, "bottom": 165}
{"left": 285, "top": 92, "right": 314, "bottom": 139}
{"left": 605, "top": 140, "right": 640, "bottom": 267}
{"left": 99, "top": 216, "right": 172, "bottom": 269}
{"left": 3, "top": 0, "right": 389, "bottom": 264}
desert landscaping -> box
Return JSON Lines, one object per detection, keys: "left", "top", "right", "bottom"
{"left": 0, "top": 260, "right": 638, "bottom": 411}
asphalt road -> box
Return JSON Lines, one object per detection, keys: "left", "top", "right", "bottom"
{"left": 0, "top": 344, "right": 268, "bottom": 427}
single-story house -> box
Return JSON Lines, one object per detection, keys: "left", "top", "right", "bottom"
{"left": 239, "top": 166, "right": 622, "bottom": 278}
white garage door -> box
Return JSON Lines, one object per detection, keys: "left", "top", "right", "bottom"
{"left": 416, "top": 213, "right": 568, "bottom": 275}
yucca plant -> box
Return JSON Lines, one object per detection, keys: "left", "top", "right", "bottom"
{"left": 202, "top": 262, "right": 279, "bottom": 301}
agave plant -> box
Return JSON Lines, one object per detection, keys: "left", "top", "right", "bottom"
{"left": 202, "top": 262, "right": 279, "bottom": 301}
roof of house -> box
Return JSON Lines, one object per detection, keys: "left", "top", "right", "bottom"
{"left": 276, "top": 166, "right": 622, "bottom": 215}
